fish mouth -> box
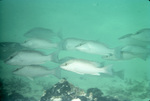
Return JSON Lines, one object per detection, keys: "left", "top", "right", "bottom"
{"left": 4, "top": 53, "right": 16, "bottom": 63}
{"left": 60, "top": 64, "right": 66, "bottom": 66}
{"left": 13, "top": 67, "right": 24, "bottom": 72}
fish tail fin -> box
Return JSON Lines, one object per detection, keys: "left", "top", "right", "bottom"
{"left": 114, "top": 47, "right": 122, "bottom": 59}
{"left": 54, "top": 30, "right": 65, "bottom": 50}
{"left": 113, "top": 70, "right": 124, "bottom": 80}
{"left": 50, "top": 51, "right": 60, "bottom": 63}
{"left": 47, "top": 29, "right": 63, "bottom": 42}
{"left": 103, "top": 64, "right": 113, "bottom": 75}
{"left": 53, "top": 28, "right": 64, "bottom": 42}
{"left": 51, "top": 67, "right": 61, "bottom": 79}
{"left": 57, "top": 29, "right": 63, "bottom": 40}
{"left": 99, "top": 61, "right": 105, "bottom": 67}
{"left": 136, "top": 53, "right": 148, "bottom": 61}
{"left": 57, "top": 40, "right": 65, "bottom": 50}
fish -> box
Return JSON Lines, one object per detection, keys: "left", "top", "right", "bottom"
{"left": 4, "top": 50, "right": 58, "bottom": 65}
{"left": 102, "top": 51, "right": 148, "bottom": 61}
{"left": 119, "top": 35, "right": 150, "bottom": 47}
{"left": 131, "top": 28, "right": 150, "bottom": 42}
{"left": 21, "top": 38, "right": 59, "bottom": 49}
{"left": 60, "top": 58, "right": 112, "bottom": 75}
{"left": 121, "top": 45, "right": 150, "bottom": 54}
{"left": 60, "top": 38, "right": 86, "bottom": 50}
{"left": 75, "top": 40, "right": 115, "bottom": 56}
{"left": 13, "top": 65, "right": 61, "bottom": 79}
{"left": 118, "top": 28, "right": 150, "bottom": 46}
{"left": 24, "top": 27, "right": 56, "bottom": 39}
{"left": 0, "top": 42, "right": 27, "bottom": 60}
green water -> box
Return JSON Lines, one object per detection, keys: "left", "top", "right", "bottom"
{"left": 0, "top": 0, "right": 150, "bottom": 101}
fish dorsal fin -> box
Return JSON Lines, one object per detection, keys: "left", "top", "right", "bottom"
{"left": 119, "top": 33, "right": 133, "bottom": 40}
{"left": 90, "top": 61, "right": 105, "bottom": 67}
{"left": 59, "top": 57, "right": 75, "bottom": 64}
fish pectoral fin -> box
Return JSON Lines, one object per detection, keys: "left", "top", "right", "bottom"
{"left": 75, "top": 42, "right": 86, "bottom": 47}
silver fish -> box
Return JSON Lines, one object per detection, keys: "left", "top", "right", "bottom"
{"left": 13, "top": 65, "right": 60, "bottom": 79}
{"left": 60, "top": 38, "right": 86, "bottom": 50}
{"left": 60, "top": 59, "right": 112, "bottom": 75}
{"left": 21, "top": 38, "right": 58, "bottom": 49}
{"left": 119, "top": 35, "right": 150, "bottom": 47}
{"left": 0, "top": 42, "right": 27, "bottom": 60}
{"left": 75, "top": 40, "right": 115, "bottom": 56}
{"left": 102, "top": 51, "right": 148, "bottom": 61}
{"left": 4, "top": 50, "right": 58, "bottom": 65}
{"left": 24, "top": 27, "right": 56, "bottom": 39}
{"left": 121, "top": 45, "right": 150, "bottom": 54}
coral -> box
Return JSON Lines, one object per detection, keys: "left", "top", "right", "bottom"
{"left": 87, "top": 88, "right": 103, "bottom": 99}
{"left": 40, "top": 78, "right": 120, "bottom": 101}
{"left": 87, "top": 88, "right": 119, "bottom": 101}
{"left": 40, "top": 78, "right": 85, "bottom": 101}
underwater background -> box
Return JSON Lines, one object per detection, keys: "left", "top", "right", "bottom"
{"left": 0, "top": 0, "right": 150, "bottom": 101}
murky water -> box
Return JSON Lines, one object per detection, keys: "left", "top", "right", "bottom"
{"left": 0, "top": 0, "right": 150, "bottom": 101}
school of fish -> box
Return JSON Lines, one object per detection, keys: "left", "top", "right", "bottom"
{"left": 0, "top": 27, "right": 150, "bottom": 79}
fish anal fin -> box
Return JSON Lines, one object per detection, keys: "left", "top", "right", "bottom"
{"left": 92, "top": 73, "right": 101, "bottom": 76}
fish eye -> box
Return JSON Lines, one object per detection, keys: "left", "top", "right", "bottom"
{"left": 13, "top": 68, "right": 19, "bottom": 72}
{"left": 75, "top": 44, "right": 81, "bottom": 47}
{"left": 79, "top": 42, "right": 85, "bottom": 46}
{"left": 62, "top": 63, "right": 67, "bottom": 66}
{"left": 9, "top": 56, "right": 14, "bottom": 59}
{"left": 79, "top": 43, "right": 82, "bottom": 46}
{"left": 109, "top": 54, "right": 113, "bottom": 56}
{"left": 75, "top": 42, "right": 85, "bottom": 47}
{"left": 24, "top": 40, "right": 27, "bottom": 43}
{"left": 103, "top": 55, "right": 109, "bottom": 58}
{"left": 64, "top": 63, "right": 68, "bottom": 66}
{"left": 105, "top": 56, "right": 108, "bottom": 58}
